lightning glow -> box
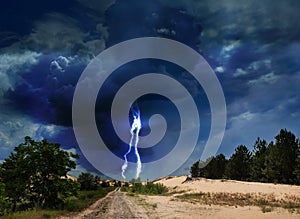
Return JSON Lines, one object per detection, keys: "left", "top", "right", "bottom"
{"left": 121, "top": 105, "right": 142, "bottom": 179}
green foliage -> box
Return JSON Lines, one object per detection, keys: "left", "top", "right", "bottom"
{"left": 190, "top": 155, "right": 227, "bottom": 179}
{"left": 100, "top": 181, "right": 110, "bottom": 187}
{"left": 121, "top": 182, "right": 168, "bottom": 195}
{"left": 0, "top": 136, "right": 80, "bottom": 211}
{"left": 113, "top": 180, "right": 122, "bottom": 187}
{"left": 0, "top": 183, "right": 10, "bottom": 216}
{"left": 250, "top": 138, "right": 268, "bottom": 182}
{"left": 263, "top": 129, "right": 299, "bottom": 184}
{"left": 190, "top": 161, "right": 201, "bottom": 177}
{"left": 77, "top": 172, "right": 100, "bottom": 190}
{"left": 130, "top": 177, "right": 141, "bottom": 183}
{"left": 203, "top": 154, "right": 227, "bottom": 179}
{"left": 1, "top": 187, "right": 114, "bottom": 219}
{"left": 224, "top": 145, "right": 252, "bottom": 181}
{"left": 293, "top": 155, "right": 300, "bottom": 184}
{"left": 62, "top": 187, "right": 114, "bottom": 212}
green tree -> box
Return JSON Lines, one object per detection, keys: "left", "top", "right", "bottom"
{"left": 263, "top": 129, "right": 299, "bottom": 184}
{"left": 250, "top": 138, "right": 268, "bottom": 182}
{"left": 225, "top": 145, "right": 252, "bottom": 181}
{"left": 203, "top": 154, "right": 227, "bottom": 179}
{"left": 78, "top": 172, "right": 100, "bottom": 190}
{"left": 190, "top": 160, "right": 201, "bottom": 177}
{"left": 0, "top": 136, "right": 80, "bottom": 210}
{"left": 293, "top": 155, "right": 300, "bottom": 184}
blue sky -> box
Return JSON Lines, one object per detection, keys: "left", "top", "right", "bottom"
{"left": 0, "top": 0, "right": 299, "bottom": 179}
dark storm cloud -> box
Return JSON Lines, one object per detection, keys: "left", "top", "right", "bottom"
{"left": 2, "top": 0, "right": 204, "bottom": 128}
{"left": 105, "top": 0, "right": 202, "bottom": 49}
{"left": 0, "top": 0, "right": 76, "bottom": 36}
{"left": 4, "top": 54, "right": 87, "bottom": 126}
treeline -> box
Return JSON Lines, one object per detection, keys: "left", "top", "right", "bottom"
{"left": 191, "top": 129, "right": 300, "bottom": 185}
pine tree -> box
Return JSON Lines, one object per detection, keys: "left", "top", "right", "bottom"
{"left": 250, "top": 138, "right": 267, "bottom": 182}
{"left": 263, "top": 129, "right": 299, "bottom": 183}
{"left": 225, "top": 145, "right": 252, "bottom": 181}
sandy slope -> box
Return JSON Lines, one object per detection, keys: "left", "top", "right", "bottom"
{"left": 148, "top": 176, "right": 300, "bottom": 218}
{"left": 155, "top": 176, "right": 300, "bottom": 199}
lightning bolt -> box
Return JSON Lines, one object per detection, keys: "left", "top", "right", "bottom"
{"left": 121, "top": 105, "right": 142, "bottom": 179}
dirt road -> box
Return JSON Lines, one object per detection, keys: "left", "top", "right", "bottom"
{"left": 58, "top": 177, "right": 300, "bottom": 219}
{"left": 58, "top": 190, "right": 149, "bottom": 219}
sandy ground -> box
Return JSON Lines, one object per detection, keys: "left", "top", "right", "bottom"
{"left": 149, "top": 176, "right": 300, "bottom": 218}
{"left": 58, "top": 176, "right": 300, "bottom": 219}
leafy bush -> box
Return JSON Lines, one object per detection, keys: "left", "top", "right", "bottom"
{"left": 122, "top": 182, "right": 168, "bottom": 195}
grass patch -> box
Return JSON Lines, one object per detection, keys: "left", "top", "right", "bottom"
{"left": 63, "top": 187, "right": 114, "bottom": 212}
{"left": 132, "top": 196, "right": 158, "bottom": 210}
{"left": 261, "top": 206, "right": 273, "bottom": 213}
{"left": 0, "top": 209, "right": 64, "bottom": 219}
{"left": 167, "top": 190, "right": 187, "bottom": 195}
{"left": 1, "top": 187, "right": 115, "bottom": 219}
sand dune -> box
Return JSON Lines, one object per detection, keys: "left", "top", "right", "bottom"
{"left": 146, "top": 176, "right": 300, "bottom": 218}
{"left": 156, "top": 176, "right": 300, "bottom": 199}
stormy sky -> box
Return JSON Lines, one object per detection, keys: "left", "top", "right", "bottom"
{"left": 0, "top": 0, "right": 299, "bottom": 179}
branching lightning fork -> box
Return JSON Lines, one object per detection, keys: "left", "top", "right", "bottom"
{"left": 121, "top": 105, "right": 142, "bottom": 179}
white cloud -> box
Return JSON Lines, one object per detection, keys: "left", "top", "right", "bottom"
{"left": 248, "top": 72, "right": 280, "bottom": 85}
{"left": 0, "top": 51, "right": 41, "bottom": 91}
{"left": 223, "top": 40, "right": 241, "bottom": 53}
{"left": 233, "top": 68, "right": 248, "bottom": 77}
{"left": 0, "top": 113, "right": 65, "bottom": 158}
{"left": 50, "top": 56, "right": 73, "bottom": 73}
{"left": 231, "top": 111, "right": 256, "bottom": 121}
{"left": 156, "top": 28, "right": 176, "bottom": 36}
{"left": 215, "top": 66, "right": 225, "bottom": 73}
{"left": 248, "top": 60, "right": 271, "bottom": 71}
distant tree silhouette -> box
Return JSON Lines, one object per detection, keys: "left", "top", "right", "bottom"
{"left": 190, "top": 129, "right": 300, "bottom": 185}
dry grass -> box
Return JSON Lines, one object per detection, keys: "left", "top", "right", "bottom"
{"left": 0, "top": 209, "right": 64, "bottom": 219}
{"left": 131, "top": 195, "right": 158, "bottom": 210}
{"left": 175, "top": 192, "right": 300, "bottom": 212}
